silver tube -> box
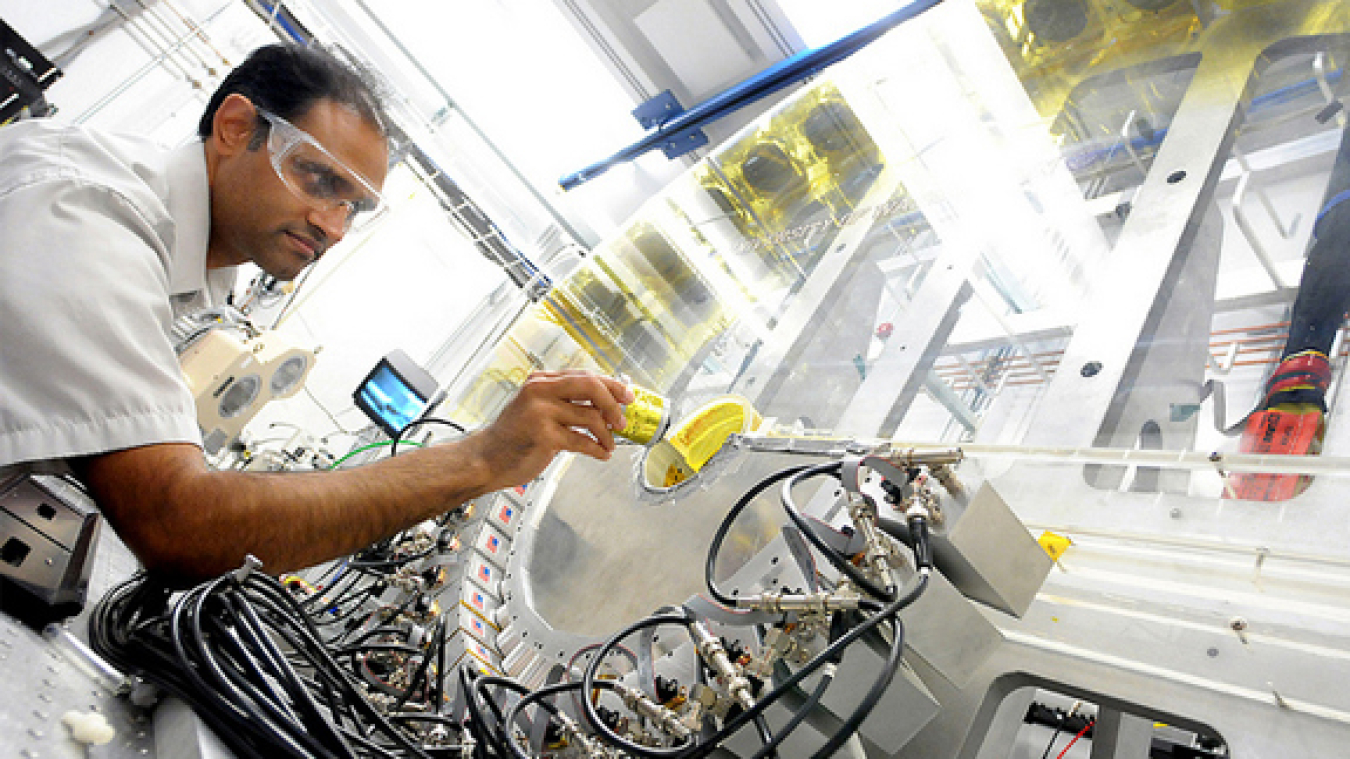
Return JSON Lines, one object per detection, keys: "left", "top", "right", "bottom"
{"left": 105, "top": 0, "right": 195, "bottom": 82}
{"left": 131, "top": 0, "right": 217, "bottom": 75}
{"left": 75, "top": 3, "right": 231, "bottom": 124}
{"left": 160, "top": 0, "right": 233, "bottom": 67}
{"left": 42, "top": 624, "right": 131, "bottom": 694}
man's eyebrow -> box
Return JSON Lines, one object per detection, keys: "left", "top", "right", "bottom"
{"left": 298, "top": 147, "right": 376, "bottom": 202}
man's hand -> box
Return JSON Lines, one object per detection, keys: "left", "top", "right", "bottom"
{"left": 72, "top": 370, "right": 637, "bottom": 583}
{"left": 461, "top": 370, "right": 636, "bottom": 492}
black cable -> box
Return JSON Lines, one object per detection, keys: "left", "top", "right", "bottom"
{"left": 580, "top": 609, "right": 701, "bottom": 758}
{"left": 748, "top": 670, "right": 832, "bottom": 759}
{"left": 307, "top": 576, "right": 380, "bottom": 620}
{"left": 752, "top": 714, "right": 778, "bottom": 758}
{"left": 500, "top": 680, "right": 577, "bottom": 759}
{"left": 241, "top": 573, "right": 436, "bottom": 758}
{"left": 474, "top": 675, "right": 536, "bottom": 757}
{"left": 706, "top": 465, "right": 813, "bottom": 606}
{"left": 299, "top": 562, "right": 363, "bottom": 611}
{"left": 206, "top": 583, "right": 354, "bottom": 758}
{"left": 348, "top": 544, "right": 436, "bottom": 570}
{"left": 433, "top": 620, "right": 449, "bottom": 715}
{"left": 780, "top": 462, "right": 897, "bottom": 601}
{"left": 679, "top": 571, "right": 930, "bottom": 759}
{"left": 391, "top": 417, "right": 469, "bottom": 456}
{"left": 171, "top": 580, "right": 332, "bottom": 758}
{"left": 1040, "top": 714, "right": 1068, "bottom": 759}
{"left": 93, "top": 571, "right": 440, "bottom": 759}
{"left": 461, "top": 668, "right": 505, "bottom": 758}
{"left": 392, "top": 617, "right": 444, "bottom": 712}
{"left": 807, "top": 617, "right": 905, "bottom": 758}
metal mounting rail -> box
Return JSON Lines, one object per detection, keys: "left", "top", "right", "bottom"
{"left": 557, "top": 0, "right": 946, "bottom": 190}
{"left": 731, "top": 432, "right": 1350, "bottom": 476}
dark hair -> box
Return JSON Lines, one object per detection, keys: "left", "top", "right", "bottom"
{"left": 198, "top": 44, "right": 389, "bottom": 144}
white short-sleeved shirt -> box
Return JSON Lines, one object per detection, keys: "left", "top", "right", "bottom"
{"left": 0, "top": 120, "right": 236, "bottom": 474}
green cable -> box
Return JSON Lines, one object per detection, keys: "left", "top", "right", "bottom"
{"left": 328, "top": 439, "right": 423, "bottom": 470}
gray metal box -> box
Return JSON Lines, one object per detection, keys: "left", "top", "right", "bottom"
{"left": 932, "top": 483, "right": 1053, "bottom": 618}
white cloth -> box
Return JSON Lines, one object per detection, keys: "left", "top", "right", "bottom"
{"left": 0, "top": 120, "right": 235, "bottom": 472}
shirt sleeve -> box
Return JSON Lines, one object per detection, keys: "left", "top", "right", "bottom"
{"left": 0, "top": 171, "right": 203, "bottom": 467}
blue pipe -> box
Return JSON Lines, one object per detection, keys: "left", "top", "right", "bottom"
{"left": 558, "top": 0, "right": 946, "bottom": 191}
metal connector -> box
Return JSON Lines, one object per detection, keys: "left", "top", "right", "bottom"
{"left": 613, "top": 682, "right": 693, "bottom": 740}
{"left": 926, "top": 462, "right": 964, "bottom": 499}
{"left": 232, "top": 554, "right": 264, "bottom": 582}
{"left": 882, "top": 447, "right": 963, "bottom": 468}
{"left": 848, "top": 494, "right": 897, "bottom": 582}
{"left": 687, "top": 620, "right": 756, "bottom": 711}
{"left": 553, "top": 709, "right": 607, "bottom": 756}
{"left": 739, "top": 590, "right": 862, "bottom": 614}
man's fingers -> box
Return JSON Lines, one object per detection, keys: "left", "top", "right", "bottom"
{"left": 524, "top": 372, "right": 633, "bottom": 430}
{"left": 552, "top": 402, "right": 617, "bottom": 452}
{"left": 562, "top": 427, "right": 612, "bottom": 461}
{"left": 597, "top": 375, "right": 636, "bottom": 404}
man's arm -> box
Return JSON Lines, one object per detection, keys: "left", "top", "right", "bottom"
{"left": 75, "top": 371, "right": 634, "bottom": 584}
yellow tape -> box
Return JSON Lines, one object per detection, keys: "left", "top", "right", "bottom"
{"left": 1038, "top": 531, "right": 1072, "bottom": 562}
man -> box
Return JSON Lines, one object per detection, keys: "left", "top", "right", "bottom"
{"left": 0, "top": 44, "right": 632, "bottom": 583}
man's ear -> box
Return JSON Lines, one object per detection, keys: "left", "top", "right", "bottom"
{"left": 212, "top": 94, "right": 258, "bottom": 157}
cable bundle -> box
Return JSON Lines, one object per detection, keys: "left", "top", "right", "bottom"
{"left": 90, "top": 455, "right": 938, "bottom": 758}
{"left": 90, "top": 569, "right": 457, "bottom": 758}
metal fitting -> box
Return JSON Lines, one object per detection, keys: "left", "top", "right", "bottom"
{"left": 849, "top": 494, "right": 897, "bottom": 581}
{"left": 232, "top": 554, "right": 264, "bottom": 582}
{"left": 927, "top": 462, "right": 964, "bottom": 499}
{"left": 903, "top": 480, "right": 945, "bottom": 526}
{"left": 687, "top": 621, "right": 756, "bottom": 711}
{"left": 884, "top": 447, "right": 963, "bottom": 468}
{"left": 614, "top": 683, "right": 693, "bottom": 740}
{"left": 742, "top": 590, "right": 861, "bottom": 614}
{"left": 554, "top": 710, "right": 606, "bottom": 756}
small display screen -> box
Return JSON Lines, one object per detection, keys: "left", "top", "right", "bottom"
{"left": 356, "top": 365, "right": 428, "bottom": 435}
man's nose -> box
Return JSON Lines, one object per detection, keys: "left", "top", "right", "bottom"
{"left": 308, "top": 205, "right": 348, "bottom": 246}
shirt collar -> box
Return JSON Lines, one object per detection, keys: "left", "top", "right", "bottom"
{"left": 165, "top": 139, "right": 212, "bottom": 297}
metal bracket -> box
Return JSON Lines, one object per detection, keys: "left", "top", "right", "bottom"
{"left": 631, "top": 90, "right": 710, "bottom": 159}
{"left": 632, "top": 90, "right": 685, "bottom": 129}
{"left": 657, "top": 128, "right": 710, "bottom": 159}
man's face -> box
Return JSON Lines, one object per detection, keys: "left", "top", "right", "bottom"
{"left": 210, "top": 97, "right": 389, "bottom": 281}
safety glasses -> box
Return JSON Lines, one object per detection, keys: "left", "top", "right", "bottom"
{"left": 256, "top": 108, "right": 386, "bottom": 232}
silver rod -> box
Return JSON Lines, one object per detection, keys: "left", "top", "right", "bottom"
{"left": 75, "top": 3, "right": 232, "bottom": 124}
{"left": 161, "top": 0, "right": 232, "bottom": 65}
{"left": 735, "top": 431, "right": 1350, "bottom": 477}
{"left": 105, "top": 0, "right": 194, "bottom": 82}
{"left": 131, "top": 0, "right": 216, "bottom": 74}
